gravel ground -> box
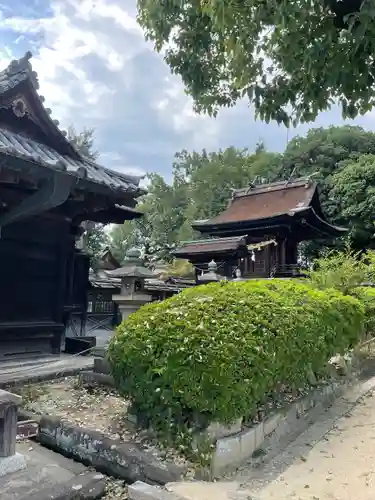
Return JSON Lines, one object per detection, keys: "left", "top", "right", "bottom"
{"left": 104, "top": 478, "right": 128, "bottom": 499}
{"left": 14, "top": 376, "right": 188, "bottom": 467}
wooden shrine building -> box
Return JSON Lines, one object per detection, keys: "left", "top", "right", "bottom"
{"left": 0, "top": 52, "right": 144, "bottom": 359}
{"left": 174, "top": 178, "right": 346, "bottom": 279}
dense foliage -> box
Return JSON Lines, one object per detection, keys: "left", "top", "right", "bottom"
{"left": 352, "top": 287, "right": 375, "bottom": 338}
{"left": 137, "top": 0, "right": 375, "bottom": 124}
{"left": 308, "top": 247, "right": 375, "bottom": 336}
{"left": 307, "top": 247, "right": 369, "bottom": 295}
{"left": 108, "top": 279, "right": 363, "bottom": 430}
{"left": 331, "top": 154, "right": 375, "bottom": 249}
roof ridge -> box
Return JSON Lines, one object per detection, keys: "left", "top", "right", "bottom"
{"left": 83, "top": 156, "right": 145, "bottom": 185}
{"left": 179, "top": 235, "right": 247, "bottom": 245}
{"left": 234, "top": 177, "right": 314, "bottom": 198}
{"left": 0, "top": 52, "right": 81, "bottom": 159}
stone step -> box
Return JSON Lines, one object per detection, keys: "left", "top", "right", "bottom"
{"left": 128, "top": 481, "right": 186, "bottom": 500}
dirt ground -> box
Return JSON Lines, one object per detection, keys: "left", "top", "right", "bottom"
{"left": 17, "top": 377, "right": 132, "bottom": 439}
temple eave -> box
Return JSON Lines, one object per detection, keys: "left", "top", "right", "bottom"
{"left": 192, "top": 209, "right": 346, "bottom": 241}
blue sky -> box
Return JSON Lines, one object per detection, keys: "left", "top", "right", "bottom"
{"left": 1, "top": 0, "right": 375, "bottom": 179}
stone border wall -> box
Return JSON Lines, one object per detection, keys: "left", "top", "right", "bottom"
{"left": 37, "top": 415, "right": 187, "bottom": 485}
{"left": 210, "top": 379, "right": 350, "bottom": 476}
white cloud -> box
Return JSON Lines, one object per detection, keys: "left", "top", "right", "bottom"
{"left": 0, "top": 0, "right": 215, "bottom": 176}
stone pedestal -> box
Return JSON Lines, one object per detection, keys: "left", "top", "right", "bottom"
{"left": 0, "top": 390, "right": 27, "bottom": 476}
{"left": 197, "top": 260, "right": 225, "bottom": 285}
{"left": 107, "top": 248, "right": 157, "bottom": 322}
{"left": 112, "top": 291, "right": 153, "bottom": 322}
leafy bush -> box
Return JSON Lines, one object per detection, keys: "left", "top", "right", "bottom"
{"left": 352, "top": 286, "right": 375, "bottom": 338}
{"left": 306, "top": 247, "right": 369, "bottom": 295}
{"left": 108, "top": 279, "right": 363, "bottom": 433}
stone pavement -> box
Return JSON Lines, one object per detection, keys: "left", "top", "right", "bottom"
{"left": 0, "top": 354, "right": 93, "bottom": 386}
{"left": 166, "top": 375, "right": 375, "bottom": 500}
{"left": 0, "top": 440, "right": 104, "bottom": 500}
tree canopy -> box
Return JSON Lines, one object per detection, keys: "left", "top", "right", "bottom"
{"left": 137, "top": 0, "right": 375, "bottom": 125}
{"left": 331, "top": 154, "right": 375, "bottom": 249}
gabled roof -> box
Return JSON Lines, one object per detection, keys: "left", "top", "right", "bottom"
{"left": 192, "top": 178, "right": 347, "bottom": 239}
{"left": 0, "top": 52, "right": 144, "bottom": 199}
{"left": 173, "top": 235, "right": 247, "bottom": 258}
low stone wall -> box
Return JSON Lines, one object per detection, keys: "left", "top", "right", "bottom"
{"left": 37, "top": 415, "right": 187, "bottom": 485}
{"left": 210, "top": 379, "right": 349, "bottom": 476}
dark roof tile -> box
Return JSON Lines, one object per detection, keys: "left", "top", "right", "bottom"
{"left": 174, "top": 236, "right": 247, "bottom": 256}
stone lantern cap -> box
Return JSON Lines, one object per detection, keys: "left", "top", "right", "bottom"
{"left": 107, "top": 248, "right": 156, "bottom": 279}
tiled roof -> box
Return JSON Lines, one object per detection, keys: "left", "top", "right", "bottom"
{"left": 0, "top": 127, "right": 143, "bottom": 194}
{"left": 0, "top": 52, "right": 144, "bottom": 196}
{"left": 88, "top": 270, "right": 193, "bottom": 293}
{"left": 193, "top": 179, "right": 316, "bottom": 227}
{"left": 174, "top": 236, "right": 247, "bottom": 256}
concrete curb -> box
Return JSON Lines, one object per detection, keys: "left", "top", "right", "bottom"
{"left": 37, "top": 415, "right": 187, "bottom": 485}
{"left": 17, "top": 471, "right": 106, "bottom": 500}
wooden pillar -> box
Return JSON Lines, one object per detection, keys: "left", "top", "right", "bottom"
{"left": 264, "top": 246, "right": 270, "bottom": 276}
{"left": 280, "top": 239, "right": 286, "bottom": 267}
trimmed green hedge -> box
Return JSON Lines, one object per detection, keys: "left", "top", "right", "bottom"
{"left": 108, "top": 280, "right": 363, "bottom": 428}
{"left": 352, "top": 286, "right": 375, "bottom": 337}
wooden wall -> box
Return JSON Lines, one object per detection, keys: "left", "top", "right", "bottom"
{"left": 0, "top": 214, "right": 76, "bottom": 358}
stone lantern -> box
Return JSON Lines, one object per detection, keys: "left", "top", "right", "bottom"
{"left": 197, "top": 259, "right": 225, "bottom": 284}
{"left": 108, "top": 248, "right": 157, "bottom": 321}
{"left": 233, "top": 267, "right": 245, "bottom": 281}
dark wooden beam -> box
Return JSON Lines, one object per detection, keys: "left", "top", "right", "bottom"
{"left": 0, "top": 170, "right": 74, "bottom": 231}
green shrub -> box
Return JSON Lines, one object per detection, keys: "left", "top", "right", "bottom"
{"left": 352, "top": 286, "right": 375, "bottom": 338}
{"left": 108, "top": 279, "right": 363, "bottom": 434}
{"left": 306, "top": 247, "right": 369, "bottom": 295}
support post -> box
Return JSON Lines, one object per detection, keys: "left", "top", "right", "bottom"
{"left": 0, "top": 390, "right": 21, "bottom": 458}
{"left": 0, "top": 389, "right": 26, "bottom": 477}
